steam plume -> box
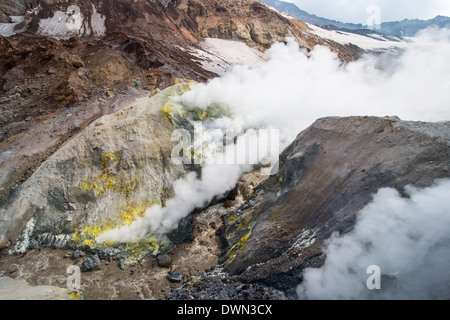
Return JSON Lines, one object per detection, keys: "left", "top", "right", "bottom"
{"left": 297, "top": 179, "right": 450, "bottom": 300}
{"left": 97, "top": 28, "right": 450, "bottom": 245}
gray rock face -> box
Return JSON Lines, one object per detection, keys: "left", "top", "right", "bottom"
{"left": 167, "top": 214, "right": 195, "bottom": 244}
{"left": 0, "top": 84, "right": 190, "bottom": 251}
{"left": 166, "top": 271, "right": 183, "bottom": 283}
{"left": 218, "top": 116, "right": 450, "bottom": 296}
{"left": 0, "top": 0, "right": 37, "bottom": 20}
{"left": 82, "top": 254, "right": 101, "bottom": 272}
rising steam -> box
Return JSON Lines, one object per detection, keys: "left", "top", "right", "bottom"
{"left": 297, "top": 179, "right": 450, "bottom": 300}
{"left": 97, "top": 28, "right": 450, "bottom": 253}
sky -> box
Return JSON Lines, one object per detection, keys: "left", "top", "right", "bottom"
{"left": 285, "top": 0, "right": 450, "bottom": 24}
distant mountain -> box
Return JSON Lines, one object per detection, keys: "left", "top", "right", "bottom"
{"left": 259, "top": 0, "right": 450, "bottom": 37}
{"left": 259, "top": 0, "right": 365, "bottom": 30}
{"left": 380, "top": 15, "right": 450, "bottom": 37}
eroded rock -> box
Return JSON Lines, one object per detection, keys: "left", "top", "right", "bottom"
{"left": 167, "top": 271, "right": 183, "bottom": 283}
{"left": 219, "top": 116, "right": 450, "bottom": 297}
{"left": 81, "top": 254, "right": 101, "bottom": 272}
{"left": 0, "top": 84, "right": 191, "bottom": 251}
{"left": 157, "top": 254, "right": 173, "bottom": 268}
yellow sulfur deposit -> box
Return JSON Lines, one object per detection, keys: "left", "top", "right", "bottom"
{"left": 225, "top": 230, "right": 252, "bottom": 264}
{"left": 68, "top": 291, "right": 83, "bottom": 300}
{"left": 120, "top": 199, "right": 160, "bottom": 226}
{"left": 101, "top": 151, "right": 120, "bottom": 171}
{"left": 71, "top": 199, "right": 161, "bottom": 250}
{"left": 81, "top": 173, "right": 117, "bottom": 198}
{"left": 163, "top": 103, "right": 173, "bottom": 125}
{"left": 71, "top": 223, "right": 114, "bottom": 248}
{"left": 81, "top": 151, "right": 140, "bottom": 199}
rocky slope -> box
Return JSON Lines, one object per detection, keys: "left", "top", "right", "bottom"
{"left": 0, "top": 0, "right": 362, "bottom": 222}
{"left": 0, "top": 84, "right": 189, "bottom": 251}
{"left": 169, "top": 116, "right": 450, "bottom": 299}
{"left": 0, "top": 201, "right": 229, "bottom": 300}
{"left": 1, "top": 0, "right": 445, "bottom": 301}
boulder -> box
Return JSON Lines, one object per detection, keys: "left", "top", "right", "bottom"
{"left": 157, "top": 254, "right": 173, "bottom": 268}
{"left": 167, "top": 214, "right": 195, "bottom": 244}
{"left": 224, "top": 200, "right": 234, "bottom": 208}
{"left": 0, "top": 238, "right": 10, "bottom": 251}
{"left": 82, "top": 254, "right": 101, "bottom": 272}
{"left": 166, "top": 271, "right": 183, "bottom": 283}
{"left": 71, "top": 60, "right": 84, "bottom": 69}
{"left": 72, "top": 250, "right": 86, "bottom": 260}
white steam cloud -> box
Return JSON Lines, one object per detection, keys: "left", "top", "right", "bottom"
{"left": 297, "top": 179, "right": 450, "bottom": 300}
{"left": 180, "top": 29, "right": 450, "bottom": 148}
{"left": 97, "top": 163, "right": 250, "bottom": 243}
{"left": 97, "top": 28, "right": 450, "bottom": 244}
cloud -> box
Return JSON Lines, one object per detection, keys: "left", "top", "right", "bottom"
{"left": 97, "top": 29, "right": 450, "bottom": 244}
{"left": 297, "top": 179, "right": 450, "bottom": 300}
{"left": 287, "top": 0, "right": 450, "bottom": 23}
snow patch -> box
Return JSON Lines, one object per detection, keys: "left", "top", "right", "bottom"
{"left": 190, "top": 38, "right": 268, "bottom": 76}
{"left": 90, "top": 4, "right": 106, "bottom": 37}
{"left": 36, "top": 4, "right": 105, "bottom": 39}
{"left": 37, "top": 5, "right": 82, "bottom": 39}
{"left": 0, "top": 16, "right": 25, "bottom": 37}
{"left": 307, "top": 23, "right": 409, "bottom": 51}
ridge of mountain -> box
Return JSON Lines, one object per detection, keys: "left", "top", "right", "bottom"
{"left": 259, "top": 0, "right": 450, "bottom": 37}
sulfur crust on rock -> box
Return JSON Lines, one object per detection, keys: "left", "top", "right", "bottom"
{"left": 0, "top": 84, "right": 194, "bottom": 250}
{"left": 225, "top": 229, "right": 252, "bottom": 264}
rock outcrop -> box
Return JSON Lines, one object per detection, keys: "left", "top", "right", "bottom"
{"left": 0, "top": 84, "right": 191, "bottom": 252}
{"left": 215, "top": 116, "right": 449, "bottom": 297}
{"left": 0, "top": 0, "right": 362, "bottom": 232}
{"left": 0, "top": 1, "right": 37, "bottom": 23}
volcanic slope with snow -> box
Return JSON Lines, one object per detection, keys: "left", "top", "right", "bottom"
{"left": 306, "top": 23, "right": 410, "bottom": 53}
{"left": 188, "top": 38, "right": 268, "bottom": 76}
